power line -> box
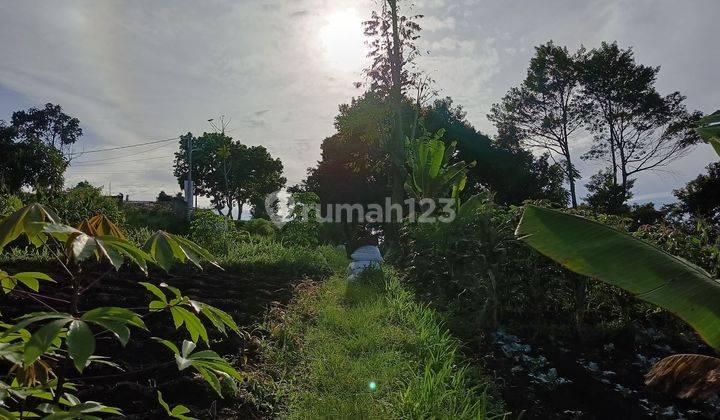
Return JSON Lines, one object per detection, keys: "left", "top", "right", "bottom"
{"left": 69, "top": 135, "right": 181, "bottom": 156}
{"left": 71, "top": 142, "right": 177, "bottom": 164}
{"left": 71, "top": 155, "right": 175, "bottom": 166}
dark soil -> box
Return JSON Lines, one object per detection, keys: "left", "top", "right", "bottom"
{"left": 476, "top": 327, "right": 720, "bottom": 419}
{"left": 0, "top": 259, "right": 313, "bottom": 419}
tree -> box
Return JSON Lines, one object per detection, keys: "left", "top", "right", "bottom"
{"left": 579, "top": 42, "right": 701, "bottom": 193}
{"left": 426, "top": 97, "right": 568, "bottom": 206}
{"left": 673, "top": 162, "right": 720, "bottom": 223}
{"left": 10, "top": 103, "right": 82, "bottom": 159}
{"left": 0, "top": 104, "right": 82, "bottom": 194}
{"left": 362, "top": 0, "right": 423, "bottom": 205}
{"left": 584, "top": 169, "right": 634, "bottom": 215}
{"left": 173, "top": 132, "right": 285, "bottom": 219}
{"left": 489, "top": 42, "right": 585, "bottom": 207}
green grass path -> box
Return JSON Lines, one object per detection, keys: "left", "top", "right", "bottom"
{"left": 266, "top": 268, "right": 499, "bottom": 419}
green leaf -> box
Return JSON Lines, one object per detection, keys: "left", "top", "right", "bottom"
{"left": 24, "top": 319, "right": 69, "bottom": 364}
{"left": 171, "top": 307, "right": 208, "bottom": 344}
{"left": 144, "top": 231, "right": 220, "bottom": 272}
{"left": 87, "top": 319, "right": 130, "bottom": 347}
{"left": 516, "top": 205, "right": 720, "bottom": 349}
{"left": 198, "top": 303, "right": 239, "bottom": 335}
{"left": 0, "top": 203, "right": 58, "bottom": 249}
{"left": 139, "top": 282, "right": 167, "bottom": 303}
{"left": 696, "top": 111, "right": 720, "bottom": 158}
{"left": 95, "top": 236, "right": 151, "bottom": 273}
{"left": 66, "top": 320, "right": 96, "bottom": 372}
{"left": 81, "top": 307, "right": 147, "bottom": 330}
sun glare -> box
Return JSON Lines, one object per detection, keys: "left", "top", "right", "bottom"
{"left": 319, "top": 9, "right": 367, "bottom": 72}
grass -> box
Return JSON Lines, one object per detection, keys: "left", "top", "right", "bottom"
{"left": 220, "top": 236, "right": 347, "bottom": 278}
{"left": 263, "top": 266, "right": 501, "bottom": 419}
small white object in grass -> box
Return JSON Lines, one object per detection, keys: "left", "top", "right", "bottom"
{"left": 368, "top": 380, "right": 377, "bottom": 391}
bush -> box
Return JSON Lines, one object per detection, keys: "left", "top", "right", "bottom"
{"left": 0, "top": 194, "right": 23, "bottom": 218}
{"left": 189, "top": 210, "right": 238, "bottom": 256}
{"left": 46, "top": 183, "right": 125, "bottom": 226}
{"left": 243, "top": 218, "right": 277, "bottom": 237}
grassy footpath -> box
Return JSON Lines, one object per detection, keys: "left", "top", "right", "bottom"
{"left": 262, "top": 267, "right": 501, "bottom": 419}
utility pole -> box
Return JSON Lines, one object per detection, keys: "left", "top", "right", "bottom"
{"left": 183, "top": 132, "right": 194, "bottom": 218}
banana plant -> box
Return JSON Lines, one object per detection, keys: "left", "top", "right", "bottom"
{"left": 0, "top": 204, "right": 241, "bottom": 418}
{"left": 404, "top": 129, "right": 475, "bottom": 207}
{"left": 514, "top": 110, "right": 720, "bottom": 400}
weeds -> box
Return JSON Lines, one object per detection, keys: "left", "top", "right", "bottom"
{"left": 261, "top": 266, "right": 502, "bottom": 419}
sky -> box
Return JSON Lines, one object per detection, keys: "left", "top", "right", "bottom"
{"left": 0, "top": 0, "right": 717, "bottom": 206}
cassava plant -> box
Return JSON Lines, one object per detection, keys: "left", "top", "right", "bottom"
{"left": 0, "top": 203, "right": 242, "bottom": 418}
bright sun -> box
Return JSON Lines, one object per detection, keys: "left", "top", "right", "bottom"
{"left": 319, "top": 9, "right": 367, "bottom": 72}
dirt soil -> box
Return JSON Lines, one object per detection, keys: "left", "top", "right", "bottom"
{"left": 0, "top": 260, "right": 309, "bottom": 419}
{"left": 477, "top": 327, "right": 720, "bottom": 419}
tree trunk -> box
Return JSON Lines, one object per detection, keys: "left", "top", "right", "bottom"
{"left": 565, "top": 154, "right": 578, "bottom": 208}
{"left": 388, "top": 0, "right": 405, "bottom": 206}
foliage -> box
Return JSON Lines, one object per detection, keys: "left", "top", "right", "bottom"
{"left": 404, "top": 128, "right": 473, "bottom": 206}
{"left": 515, "top": 205, "right": 720, "bottom": 349}
{"left": 425, "top": 98, "right": 568, "bottom": 206}
{"left": 279, "top": 192, "right": 321, "bottom": 247}
{"left": 124, "top": 202, "right": 187, "bottom": 234}
{"left": 189, "top": 209, "right": 237, "bottom": 255}
{"left": 243, "top": 218, "right": 277, "bottom": 237}
{"left": 696, "top": 110, "right": 720, "bottom": 154}
{"left": 673, "top": 162, "right": 720, "bottom": 223}
{"left": 579, "top": 42, "right": 700, "bottom": 192}
{"left": 174, "top": 132, "right": 286, "bottom": 219}
{"left": 262, "top": 268, "right": 500, "bottom": 418}
{"left": 0, "top": 204, "right": 241, "bottom": 417}
{"left": 46, "top": 182, "right": 125, "bottom": 227}
{"left": 584, "top": 169, "right": 635, "bottom": 214}
{"left": 0, "top": 103, "right": 82, "bottom": 194}
{"left": 488, "top": 41, "right": 585, "bottom": 207}
{"left": 0, "top": 195, "right": 23, "bottom": 219}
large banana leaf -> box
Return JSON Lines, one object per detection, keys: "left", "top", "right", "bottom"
{"left": 515, "top": 205, "right": 720, "bottom": 349}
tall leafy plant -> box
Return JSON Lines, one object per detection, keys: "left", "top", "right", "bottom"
{"left": 404, "top": 129, "right": 474, "bottom": 209}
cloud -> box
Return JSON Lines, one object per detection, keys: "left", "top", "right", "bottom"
{"left": 0, "top": 0, "right": 716, "bottom": 204}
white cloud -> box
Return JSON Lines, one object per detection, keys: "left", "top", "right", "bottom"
{"left": 0, "top": 0, "right": 717, "bottom": 204}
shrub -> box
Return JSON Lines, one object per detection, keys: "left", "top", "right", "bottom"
{"left": 46, "top": 182, "right": 125, "bottom": 226}
{"left": 0, "top": 194, "right": 23, "bottom": 218}
{"left": 190, "top": 210, "right": 238, "bottom": 255}
{"left": 244, "top": 218, "right": 277, "bottom": 237}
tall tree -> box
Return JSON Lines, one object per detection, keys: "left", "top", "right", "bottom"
{"left": 579, "top": 42, "right": 701, "bottom": 192}
{"left": 11, "top": 103, "right": 82, "bottom": 159}
{"left": 0, "top": 103, "right": 82, "bottom": 193}
{"left": 489, "top": 42, "right": 585, "bottom": 207}
{"left": 362, "top": 0, "right": 423, "bottom": 205}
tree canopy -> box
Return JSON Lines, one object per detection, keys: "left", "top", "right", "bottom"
{"left": 0, "top": 103, "right": 82, "bottom": 194}
{"left": 173, "top": 132, "right": 285, "bottom": 219}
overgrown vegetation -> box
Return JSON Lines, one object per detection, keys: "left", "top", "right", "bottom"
{"left": 261, "top": 267, "right": 500, "bottom": 419}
